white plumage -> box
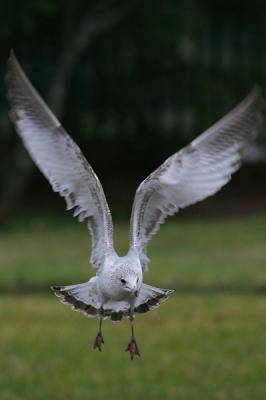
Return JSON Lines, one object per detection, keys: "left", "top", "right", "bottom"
{"left": 6, "top": 50, "right": 265, "bottom": 358}
{"left": 130, "top": 88, "right": 265, "bottom": 270}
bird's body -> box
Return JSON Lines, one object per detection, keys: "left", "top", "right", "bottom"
{"left": 53, "top": 250, "right": 171, "bottom": 322}
{"left": 6, "top": 50, "right": 266, "bottom": 359}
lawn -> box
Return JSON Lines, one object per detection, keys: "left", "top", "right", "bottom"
{"left": 0, "top": 214, "right": 266, "bottom": 399}
{"left": 1, "top": 214, "right": 266, "bottom": 291}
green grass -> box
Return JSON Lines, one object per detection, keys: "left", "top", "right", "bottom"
{"left": 0, "top": 214, "right": 266, "bottom": 290}
{"left": 1, "top": 294, "right": 266, "bottom": 399}
{"left": 1, "top": 214, "right": 266, "bottom": 399}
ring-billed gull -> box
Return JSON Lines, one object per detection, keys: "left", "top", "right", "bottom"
{"left": 6, "top": 50, "right": 265, "bottom": 359}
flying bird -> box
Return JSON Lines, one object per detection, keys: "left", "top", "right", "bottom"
{"left": 6, "top": 50, "right": 265, "bottom": 359}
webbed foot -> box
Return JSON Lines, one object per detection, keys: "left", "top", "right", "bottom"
{"left": 125, "top": 338, "right": 140, "bottom": 360}
{"left": 93, "top": 332, "right": 104, "bottom": 351}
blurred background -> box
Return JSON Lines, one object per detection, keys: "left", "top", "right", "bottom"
{"left": 1, "top": 0, "right": 266, "bottom": 399}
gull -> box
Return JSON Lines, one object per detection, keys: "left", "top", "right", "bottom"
{"left": 6, "top": 50, "right": 265, "bottom": 359}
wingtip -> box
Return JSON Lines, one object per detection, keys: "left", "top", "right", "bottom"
{"left": 249, "top": 84, "right": 263, "bottom": 98}
{"left": 7, "top": 49, "right": 24, "bottom": 78}
{"left": 51, "top": 285, "right": 61, "bottom": 292}
{"left": 242, "top": 84, "right": 266, "bottom": 115}
{"left": 250, "top": 84, "right": 266, "bottom": 102}
{"left": 5, "top": 50, "right": 20, "bottom": 108}
{"left": 6, "top": 49, "right": 19, "bottom": 86}
{"left": 165, "top": 288, "right": 175, "bottom": 296}
{"left": 8, "top": 49, "right": 17, "bottom": 65}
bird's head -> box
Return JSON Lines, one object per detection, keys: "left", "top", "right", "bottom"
{"left": 118, "top": 271, "right": 141, "bottom": 297}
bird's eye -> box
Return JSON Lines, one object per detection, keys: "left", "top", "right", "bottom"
{"left": 120, "top": 279, "right": 126, "bottom": 284}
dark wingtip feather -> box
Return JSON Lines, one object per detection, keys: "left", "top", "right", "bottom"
{"left": 245, "top": 85, "right": 266, "bottom": 115}
{"left": 51, "top": 285, "right": 99, "bottom": 317}
{"left": 135, "top": 288, "right": 174, "bottom": 314}
{"left": 5, "top": 49, "right": 20, "bottom": 124}
{"left": 250, "top": 84, "right": 262, "bottom": 95}
{"left": 6, "top": 48, "right": 19, "bottom": 80}
{"left": 8, "top": 49, "right": 16, "bottom": 63}
{"left": 51, "top": 285, "right": 62, "bottom": 292}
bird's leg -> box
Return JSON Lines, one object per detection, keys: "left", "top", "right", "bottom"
{"left": 125, "top": 313, "right": 140, "bottom": 360}
{"left": 93, "top": 307, "right": 104, "bottom": 351}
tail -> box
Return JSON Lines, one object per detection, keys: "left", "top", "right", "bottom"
{"left": 51, "top": 277, "right": 130, "bottom": 321}
{"left": 51, "top": 279, "right": 174, "bottom": 321}
{"left": 51, "top": 277, "right": 101, "bottom": 318}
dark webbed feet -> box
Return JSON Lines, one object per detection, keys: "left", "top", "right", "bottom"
{"left": 126, "top": 338, "right": 140, "bottom": 360}
{"left": 126, "top": 314, "right": 140, "bottom": 360}
{"left": 93, "top": 309, "right": 104, "bottom": 351}
{"left": 93, "top": 331, "right": 104, "bottom": 351}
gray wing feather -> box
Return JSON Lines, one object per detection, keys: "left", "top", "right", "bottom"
{"left": 6, "top": 51, "right": 115, "bottom": 268}
{"left": 130, "top": 87, "right": 266, "bottom": 270}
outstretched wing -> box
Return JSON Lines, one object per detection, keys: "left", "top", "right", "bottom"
{"left": 130, "top": 87, "right": 266, "bottom": 270}
{"left": 6, "top": 50, "right": 115, "bottom": 268}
